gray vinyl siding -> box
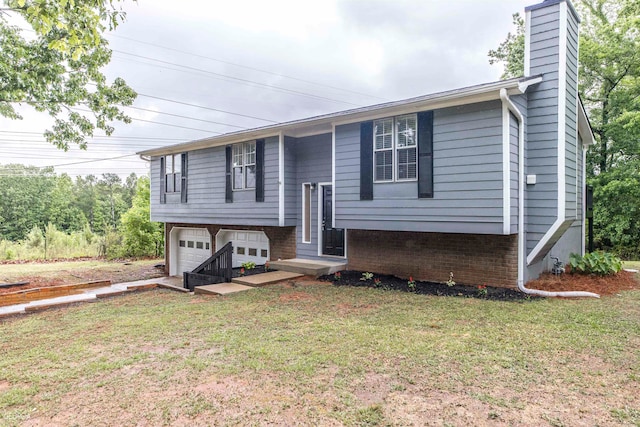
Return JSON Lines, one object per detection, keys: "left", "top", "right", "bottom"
{"left": 576, "top": 135, "right": 583, "bottom": 219}
{"left": 150, "top": 136, "right": 280, "bottom": 225}
{"left": 284, "top": 137, "right": 297, "bottom": 226}
{"left": 512, "top": 94, "right": 528, "bottom": 237}
{"left": 564, "top": 9, "right": 579, "bottom": 220}
{"left": 509, "top": 111, "right": 519, "bottom": 233}
{"left": 335, "top": 101, "right": 505, "bottom": 234}
{"left": 294, "top": 133, "right": 332, "bottom": 259}
{"left": 525, "top": 3, "right": 561, "bottom": 253}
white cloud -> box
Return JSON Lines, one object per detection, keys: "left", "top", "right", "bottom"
{"left": 1, "top": 0, "right": 535, "bottom": 177}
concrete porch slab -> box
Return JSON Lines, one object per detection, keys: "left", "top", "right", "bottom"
{"left": 194, "top": 283, "right": 255, "bottom": 295}
{"left": 232, "top": 271, "right": 303, "bottom": 287}
{"left": 268, "top": 258, "right": 347, "bottom": 276}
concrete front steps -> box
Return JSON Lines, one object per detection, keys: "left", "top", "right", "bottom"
{"left": 194, "top": 271, "right": 304, "bottom": 295}
{"left": 268, "top": 258, "right": 347, "bottom": 277}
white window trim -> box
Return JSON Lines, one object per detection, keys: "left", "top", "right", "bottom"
{"left": 301, "top": 182, "right": 312, "bottom": 244}
{"left": 373, "top": 114, "right": 418, "bottom": 183}
{"left": 232, "top": 141, "right": 256, "bottom": 191}
{"left": 164, "top": 153, "right": 181, "bottom": 194}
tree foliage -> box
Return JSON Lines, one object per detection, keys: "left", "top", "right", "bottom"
{"left": 0, "top": 0, "right": 137, "bottom": 150}
{"left": 488, "top": 13, "right": 525, "bottom": 79}
{"left": 120, "top": 175, "right": 163, "bottom": 257}
{"left": 0, "top": 164, "right": 134, "bottom": 241}
{"left": 489, "top": 0, "right": 640, "bottom": 258}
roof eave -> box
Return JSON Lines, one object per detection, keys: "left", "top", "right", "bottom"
{"left": 138, "top": 75, "right": 542, "bottom": 157}
{"left": 577, "top": 96, "right": 595, "bottom": 146}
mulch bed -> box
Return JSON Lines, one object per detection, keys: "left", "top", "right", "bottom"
{"left": 319, "top": 269, "right": 640, "bottom": 300}
{"left": 231, "top": 265, "right": 270, "bottom": 278}
{"left": 320, "top": 270, "right": 535, "bottom": 301}
{"left": 526, "top": 270, "right": 639, "bottom": 295}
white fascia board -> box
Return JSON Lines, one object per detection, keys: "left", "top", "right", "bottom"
{"left": 577, "top": 100, "right": 595, "bottom": 146}
{"left": 139, "top": 78, "right": 539, "bottom": 157}
{"left": 517, "top": 76, "right": 542, "bottom": 93}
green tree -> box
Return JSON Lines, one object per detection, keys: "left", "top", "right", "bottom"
{"left": 0, "top": 0, "right": 137, "bottom": 150}
{"left": 579, "top": 0, "right": 640, "bottom": 174}
{"left": 48, "top": 173, "right": 88, "bottom": 232}
{"left": 119, "top": 176, "right": 163, "bottom": 257}
{"left": 488, "top": 13, "right": 525, "bottom": 79}
{"left": 0, "top": 164, "right": 56, "bottom": 240}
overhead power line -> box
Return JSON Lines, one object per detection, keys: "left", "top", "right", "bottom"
{"left": 134, "top": 92, "right": 279, "bottom": 123}
{"left": 0, "top": 130, "right": 184, "bottom": 140}
{"left": 123, "top": 105, "right": 247, "bottom": 129}
{"left": 109, "top": 33, "right": 387, "bottom": 102}
{"left": 114, "top": 50, "right": 363, "bottom": 107}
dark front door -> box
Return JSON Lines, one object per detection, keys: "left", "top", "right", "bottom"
{"left": 321, "top": 185, "right": 345, "bottom": 256}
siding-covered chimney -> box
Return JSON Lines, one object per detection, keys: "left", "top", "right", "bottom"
{"left": 523, "top": 0, "right": 581, "bottom": 265}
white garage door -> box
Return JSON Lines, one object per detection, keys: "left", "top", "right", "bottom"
{"left": 176, "top": 228, "right": 211, "bottom": 274}
{"left": 217, "top": 230, "right": 269, "bottom": 268}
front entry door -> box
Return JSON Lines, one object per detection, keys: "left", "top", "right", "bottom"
{"left": 321, "top": 185, "right": 345, "bottom": 256}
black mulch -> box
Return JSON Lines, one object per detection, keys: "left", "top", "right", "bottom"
{"left": 232, "top": 265, "right": 270, "bottom": 278}
{"left": 319, "top": 270, "right": 540, "bottom": 301}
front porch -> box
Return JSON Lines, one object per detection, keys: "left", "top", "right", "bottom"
{"left": 268, "top": 258, "right": 347, "bottom": 277}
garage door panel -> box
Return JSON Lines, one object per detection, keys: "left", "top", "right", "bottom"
{"left": 175, "top": 228, "right": 212, "bottom": 275}
{"left": 217, "top": 230, "right": 269, "bottom": 268}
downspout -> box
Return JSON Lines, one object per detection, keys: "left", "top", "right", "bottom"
{"left": 499, "top": 89, "right": 599, "bottom": 299}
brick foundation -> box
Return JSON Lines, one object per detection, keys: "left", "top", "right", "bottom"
{"left": 347, "top": 229, "right": 518, "bottom": 288}
{"left": 164, "top": 223, "right": 296, "bottom": 275}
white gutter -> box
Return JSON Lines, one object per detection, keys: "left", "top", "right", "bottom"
{"left": 500, "top": 89, "right": 599, "bottom": 299}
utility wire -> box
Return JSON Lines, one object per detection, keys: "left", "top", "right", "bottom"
{"left": 135, "top": 92, "right": 278, "bottom": 123}
{"left": 0, "top": 130, "right": 186, "bottom": 141}
{"left": 109, "top": 33, "right": 387, "bottom": 102}
{"left": 70, "top": 107, "right": 222, "bottom": 134}
{"left": 113, "top": 50, "right": 363, "bottom": 107}
{"left": 122, "top": 105, "right": 247, "bottom": 129}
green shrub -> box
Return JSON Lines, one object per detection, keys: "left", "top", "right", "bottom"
{"left": 569, "top": 251, "right": 623, "bottom": 276}
{"left": 241, "top": 261, "right": 256, "bottom": 270}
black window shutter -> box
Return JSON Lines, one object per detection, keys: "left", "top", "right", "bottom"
{"left": 418, "top": 111, "right": 434, "bottom": 199}
{"left": 160, "top": 156, "right": 166, "bottom": 204}
{"left": 180, "top": 153, "right": 188, "bottom": 203}
{"left": 255, "top": 139, "right": 265, "bottom": 202}
{"left": 225, "top": 146, "right": 233, "bottom": 203}
{"left": 360, "top": 121, "right": 374, "bottom": 200}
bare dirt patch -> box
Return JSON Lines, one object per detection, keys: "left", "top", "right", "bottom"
{"left": 0, "top": 259, "right": 164, "bottom": 295}
{"left": 527, "top": 270, "right": 639, "bottom": 295}
{"left": 278, "top": 291, "right": 315, "bottom": 302}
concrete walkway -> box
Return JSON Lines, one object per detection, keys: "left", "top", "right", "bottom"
{"left": 0, "top": 272, "right": 312, "bottom": 318}
{"left": 0, "top": 276, "right": 186, "bottom": 319}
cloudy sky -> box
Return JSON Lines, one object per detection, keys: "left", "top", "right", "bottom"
{"left": 0, "top": 0, "right": 533, "bottom": 179}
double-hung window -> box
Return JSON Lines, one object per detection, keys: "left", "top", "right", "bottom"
{"left": 164, "top": 154, "right": 182, "bottom": 193}
{"left": 232, "top": 142, "right": 256, "bottom": 190}
{"left": 373, "top": 114, "right": 417, "bottom": 182}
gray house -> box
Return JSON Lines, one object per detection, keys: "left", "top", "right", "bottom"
{"left": 139, "top": 0, "right": 592, "bottom": 289}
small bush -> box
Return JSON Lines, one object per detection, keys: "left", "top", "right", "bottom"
{"left": 241, "top": 261, "right": 256, "bottom": 270}
{"left": 569, "top": 251, "right": 622, "bottom": 276}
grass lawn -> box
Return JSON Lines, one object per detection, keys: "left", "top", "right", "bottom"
{"left": 1, "top": 281, "right": 639, "bottom": 426}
